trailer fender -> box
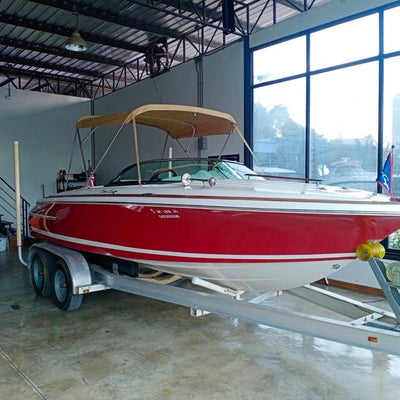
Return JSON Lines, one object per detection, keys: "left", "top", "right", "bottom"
{"left": 29, "top": 242, "right": 92, "bottom": 294}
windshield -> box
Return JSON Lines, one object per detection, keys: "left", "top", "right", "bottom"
{"left": 107, "top": 158, "right": 261, "bottom": 186}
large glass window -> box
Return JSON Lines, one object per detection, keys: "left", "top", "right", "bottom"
{"left": 310, "top": 14, "right": 379, "bottom": 70}
{"left": 253, "top": 36, "right": 306, "bottom": 84}
{"left": 251, "top": 4, "right": 400, "bottom": 257}
{"left": 384, "top": 57, "right": 400, "bottom": 150}
{"left": 384, "top": 7, "right": 400, "bottom": 53}
{"left": 310, "top": 62, "right": 378, "bottom": 190}
{"left": 384, "top": 56, "right": 400, "bottom": 251}
{"left": 253, "top": 79, "right": 305, "bottom": 177}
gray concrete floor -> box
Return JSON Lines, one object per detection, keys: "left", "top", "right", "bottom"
{"left": 1, "top": 247, "right": 400, "bottom": 400}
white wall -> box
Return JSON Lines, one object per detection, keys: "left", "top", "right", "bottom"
{"left": 0, "top": 88, "right": 91, "bottom": 217}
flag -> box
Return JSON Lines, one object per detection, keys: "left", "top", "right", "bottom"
{"left": 377, "top": 151, "right": 394, "bottom": 197}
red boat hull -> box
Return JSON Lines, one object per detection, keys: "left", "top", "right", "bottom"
{"left": 30, "top": 201, "right": 400, "bottom": 262}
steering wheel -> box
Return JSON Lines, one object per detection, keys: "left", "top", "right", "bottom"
{"left": 149, "top": 168, "right": 178, "bottom": 181}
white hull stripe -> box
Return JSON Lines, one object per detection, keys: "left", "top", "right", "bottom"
{"left": 31, "top": 227, "right": 356, "bottom": 261}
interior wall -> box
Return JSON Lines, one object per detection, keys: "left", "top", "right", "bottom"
{"left": 92, "top": 40, "right": 244, "bottom": 184}
{"left": 0, "top": 88, "right": 91, "bottom": 217}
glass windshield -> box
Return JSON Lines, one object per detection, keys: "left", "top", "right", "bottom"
{"left": 107, "top": 159, "right": 260, "bottom": 185}
{"left": 223, "top": 161, "right": 262, "bottom": 179}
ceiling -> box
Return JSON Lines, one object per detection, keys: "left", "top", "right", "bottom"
{"left": 0, "top": 0, "right": 330, "bottom": 98}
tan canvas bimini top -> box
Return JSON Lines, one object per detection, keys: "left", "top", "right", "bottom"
{"left": 76, "top": 104, "right": 239, "bottom": 139}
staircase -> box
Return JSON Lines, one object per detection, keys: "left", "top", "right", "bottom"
{"left": 0, "top": 177, "right": 30, "bottom": 241}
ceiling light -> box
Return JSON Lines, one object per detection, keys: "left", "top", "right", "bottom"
{"left": 65, "top": 10, "right": 87, "bottom": 52}
{"left": 65, "top": 30, "right": 87, "bottom": 52}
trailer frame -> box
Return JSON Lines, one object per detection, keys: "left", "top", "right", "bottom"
{"left": 28, "top": 242, "right": 400, "bottom": 356}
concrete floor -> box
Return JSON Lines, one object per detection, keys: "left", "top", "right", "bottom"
{"left": 1, "top": 248, "right": 400, "bottom": 400}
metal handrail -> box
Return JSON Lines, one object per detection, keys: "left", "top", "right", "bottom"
{"left": 0, "top": 176, "right": 30, "bottom": 239}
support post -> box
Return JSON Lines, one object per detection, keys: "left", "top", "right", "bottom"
{"left": 13, "top": 141, "right": 27, "bottom": 266}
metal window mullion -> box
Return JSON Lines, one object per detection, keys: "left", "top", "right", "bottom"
{"left": 377, "top": 10, "right": 385, "bottom": 193}
{"left": 244, "top": 35, "right": 253, "bottom": 169}
{"left": 305, "top": 33, "right": 311, "bottom": 179}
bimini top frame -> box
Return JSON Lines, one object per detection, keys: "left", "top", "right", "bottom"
{"left": 76, "top": 104, "right": 239, "bottom": 138}
{"left": 75, "top": 104, "right": 256, "bottom": 184}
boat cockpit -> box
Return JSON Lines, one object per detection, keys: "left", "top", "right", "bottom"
{"left": 106, "top": 158, "right": 261, "bottom": 186}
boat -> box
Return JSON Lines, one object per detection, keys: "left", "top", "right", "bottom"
{"left": 323, "top": 158, "right": 377, "bottom": 191}
{"left": 28, "top": 104, "right": 400, "bottom": 292}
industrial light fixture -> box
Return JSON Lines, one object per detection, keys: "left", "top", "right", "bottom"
{"left": 65, "top": 11, "right": 87, "bottom": 52}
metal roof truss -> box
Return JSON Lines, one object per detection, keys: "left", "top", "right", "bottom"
{"left": 0, "top": 0, "right": 329, "bottom": 98}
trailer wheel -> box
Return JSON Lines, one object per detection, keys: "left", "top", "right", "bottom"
{"left": 30, "top": 251, "right": 53, "bottom": 297}
{"left": 52, "top": 259, "right": 83, "bottom": 311}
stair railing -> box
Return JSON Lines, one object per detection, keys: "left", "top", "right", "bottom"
{"left": 0, "top": 177, "right": 30, "bottom": 239}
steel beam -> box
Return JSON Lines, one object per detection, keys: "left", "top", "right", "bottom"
{"left": 0, "top": 55, "right": 102, "bottom": 78}
{"left": 0, "top": 65, "right": 94, "bottom": 96}
{"left": 0, "top": 13, "right": 146, "bottom": 53}
{"left": 156, "top": 0, "right": 222, "bottom": 20}
{"left": 0, "top": 77, "right": 15, "bottom": 87}
{"left": 0, "top": 37, "right": 125, "bottom": 67}
{"left": 28, "top": 0, "right": 181, "bottom": 39}
{"left": 276, "top": 0, "right": 304, "bottom": 11}
{"left": 124, "top": 0, "right": 235, "bottom": 36}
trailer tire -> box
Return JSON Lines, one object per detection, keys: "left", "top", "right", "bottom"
{"left": 52, "top": 259, "right": 83, "bottom": 311}
{"left": 30, "top": 251, "right": 53, "bottom": 297}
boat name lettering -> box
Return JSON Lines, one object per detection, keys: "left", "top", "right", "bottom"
{"left": 101, "top": 188, "right": 118, "bottom": 194}
{"left": 150, "top": 208, "right": 181, "bottom": 219}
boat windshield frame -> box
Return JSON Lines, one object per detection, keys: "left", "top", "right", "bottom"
{"left": 106, "top": 158, "right": 261, "bottom": 186}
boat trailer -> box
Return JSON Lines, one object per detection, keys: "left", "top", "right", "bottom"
{"left": 28, "top": 242, "right": 400, "bottom": 356}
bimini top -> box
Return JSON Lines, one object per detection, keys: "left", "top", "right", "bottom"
{"left": 76, "top": 104, "right": 238, "bottom": 139}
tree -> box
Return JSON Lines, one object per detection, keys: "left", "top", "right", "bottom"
{"left": 253, "top": 102, "right": 274, "bottom": 140}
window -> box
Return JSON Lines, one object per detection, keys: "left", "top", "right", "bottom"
{"left": 253, "top": 36, "right": 306, "bottom": 84}
{"left": 310, "top": 62, "right": 378, "bottom": 190}
{"left": 384, "top": 7, "right": 400, "bottom": 53}
{"left": 310, "top": 14, "right": 379, "bottom": 70}
{"left": 253, "top": 79, "right": 305, "bottom": 177}
{"left": 250, "top": 4, "right": 400, "bottom": 257}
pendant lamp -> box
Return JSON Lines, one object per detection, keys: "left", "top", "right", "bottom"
{"left": 65, "top": 12, "right": 87, "bottom": 52}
